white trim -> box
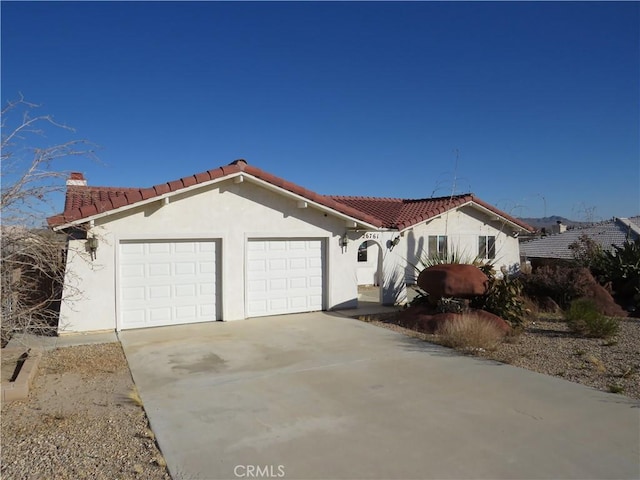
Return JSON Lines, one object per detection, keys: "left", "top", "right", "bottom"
{"left": 66, "top": 179, "right": 87, "bottom": 186}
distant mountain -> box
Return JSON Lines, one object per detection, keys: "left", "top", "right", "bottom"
{"left": 517, "top": 216, "right": 590, "bottom": 231}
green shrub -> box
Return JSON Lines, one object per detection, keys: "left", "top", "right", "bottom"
{"left": 597, "top": 239, "right": 640, "bottom": 312}
{"left": 471, "top": 276, "right": 530, "bottom": 329}
{"left": 565, "top": 298, "right": 619, "bottom": 338}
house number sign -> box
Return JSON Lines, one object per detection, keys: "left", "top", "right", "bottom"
{"left": 362, "top": 232, "right": 380, "bottom": 240}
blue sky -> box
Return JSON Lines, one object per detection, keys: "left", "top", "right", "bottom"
{"left": 2, "top": 1, "right": 638, "bottom": 221}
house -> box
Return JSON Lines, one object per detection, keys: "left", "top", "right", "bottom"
{"left": 48, "top": 159, "right": 534, "bottom": 333}
{"left": 520, "top": 216, "right": 640, "bottom": 266}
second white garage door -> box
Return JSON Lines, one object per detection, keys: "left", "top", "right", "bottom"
{"left": 246, "top": 239, "right": 324, "bottom": 317}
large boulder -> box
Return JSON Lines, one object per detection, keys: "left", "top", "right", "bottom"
{"left": 396, "top": 305, "right": 511, "bottom": 335}
{"left": 578, "top": 269, "right": 627, "bottom": 317}
{"left": 417, "top": 264, "right": 489, "bottom": 299}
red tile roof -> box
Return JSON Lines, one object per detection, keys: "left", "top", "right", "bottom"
{"left": 328, "top": 194, "right": 534, "bottom": 232}
{"left": 47, "top": 160, "right": 383, "bottom": 228}
{"left": 47, "top": 160, "right": 534, "bottom": 232}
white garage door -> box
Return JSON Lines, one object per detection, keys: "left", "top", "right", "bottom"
{"left": 247, "top": 239, "right": 324, "bottom": 317}
{"left": 119, "top": 240, "right": 218, "bottom": 329}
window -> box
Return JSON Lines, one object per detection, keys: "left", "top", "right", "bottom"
{"left": 479, "top": 235, "right": 496, "bottom": 260}
{"left": 428, "top": 235, "right": 448, "bottom": 257}
{"left": 357, "top": 241, "right": 368, "bottom": 262}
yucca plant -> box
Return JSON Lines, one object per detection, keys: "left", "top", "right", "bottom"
{"left": 473, "top": 275, "right": 530, "bottom": 329}
{"left": 408, "top": 246, "right": 495, "bottom": 281}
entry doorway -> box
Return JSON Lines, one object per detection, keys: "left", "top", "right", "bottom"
{"left": 356, "top": 240, "right": 382, "bottom": 304}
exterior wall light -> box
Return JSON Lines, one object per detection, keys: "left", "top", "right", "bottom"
{"left": 87, "top": 236, "right": 99, "bottom": 260}
{"left": 340, "top": 235, "right": 349, "bottom": 248}
{"left": 389, "top": 236, "right": 401, "bottom": 250}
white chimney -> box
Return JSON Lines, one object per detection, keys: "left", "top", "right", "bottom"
{"left": 552, "top": 220, "right": 567, "bottom": 234}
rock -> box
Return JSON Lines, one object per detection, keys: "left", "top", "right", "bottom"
{"left": 417, "top": 264, "right": 489, "bottom": 299}
{"left": 397, "top": 305, "right": 510, "bottom": 335}
{"left": 581, "top": 277, "right": 628, "bottom": 317}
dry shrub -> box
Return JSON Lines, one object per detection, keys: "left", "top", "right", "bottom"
{"left": 435, "top": 314, "right": 504, "bottom": 353}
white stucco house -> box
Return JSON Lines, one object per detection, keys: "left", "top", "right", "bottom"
{"left": 48, "top": 159, "right": 534, "bottom": 333}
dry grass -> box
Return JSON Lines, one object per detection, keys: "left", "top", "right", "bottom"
{"left": 128, "top": 386, "right": 144, "bottom": 407}
{"left": 434, "top": 314, "right": 505, "bottom": 353}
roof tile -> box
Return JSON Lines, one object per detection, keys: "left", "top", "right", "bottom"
{"left": 154, "top": 184, "right": 170, "bottom": 195}
{"left": 111, "top": 195, "right": 129, "bottom": 209}
{"left": 194, "top": 171, "right": 211, "bottom": 183}
{"left": 140, "top": 188, "right": 156, "bottom": 200}
{"left": 168, "top": 180, "right": 183, "bottom": 191}
{"left": 208, "top": 168, "right": 224, "bottom": 179}
{"left": 181, "top": 175, "right": 197, "bottom": 188}
{"left": 125, "top": 191, "right": 143, "bottom": 204}
{"left": 79, "top": 204, "right": 98, "bottom": 217}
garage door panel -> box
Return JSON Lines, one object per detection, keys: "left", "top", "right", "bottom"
{"left": 247, "top": 239, "right": 324, "bottom": 317}
{"left": 269, "top": 298, "right": 288, "bottom": 311}
{"left": 175, "top": 284, "right": 196, "bottom": 297}
{"left": 269, "top": 259, "right": 287, "bottom": 270}
{"left": 149, "top": 285, "right": 171, "bottom": 299}
{"left": 289, "top": 277, "right": 307, "bottom": 289}
{"left": 199, "top": 262, "right": 215, "bottom": 274}
{"left": 119, "top": 240, "right": 218, "bottom": 329}
{"left": 148, "top": 243, "right": 171, "bottom": 254}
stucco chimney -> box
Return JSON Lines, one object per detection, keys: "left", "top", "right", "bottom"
{"left": 67, "top": 172, "right": 87, "bottom": 187}
{"left": 551, "top": 220, "right": 567, "bottom": 234}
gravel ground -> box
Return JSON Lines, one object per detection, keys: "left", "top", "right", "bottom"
{"left": 363, "top": 313, "right": 640, "bottom": 400}
{"left": 1, "top": 343, "right": 171, "bottom": 480}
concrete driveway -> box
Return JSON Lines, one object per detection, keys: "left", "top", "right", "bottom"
{"left": 119, "top": 312, "right": 639, "bottom": 480}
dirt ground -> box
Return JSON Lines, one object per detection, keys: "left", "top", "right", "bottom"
{"left": 1, "top": 343, "right": 171, "bottom": 480}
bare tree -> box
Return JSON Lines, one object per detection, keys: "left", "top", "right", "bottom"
{"left": 1, "top": 95, "right": 97, "bottom": 345}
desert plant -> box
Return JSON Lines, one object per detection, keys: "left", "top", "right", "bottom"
{"left": 520, "top": 265, "right": 593, "bottom": 309}
{"left": 608, "top": 384, "right": 625, "bottom": 394}
{"left": 436, "top": 297, "right": 466, "bottom": 313}
{"left": 408, "top": 246, "right": 493, "bottom": 282}
{"left": 128, "top": 387, "right": 144, "bottom": 407}
{"left": 597, "top": 239, "right": 640, "bottom": 311}
{"left": 472, "top": 275, "right": 530, "bottom": 328}
{"left": 569, "top": 234, "right": 606, "bottom": 269}
{"left": 1, "top": 95, "right": 97, "bottom": 344}
{"left": 435, "top": 314, "right": 504, "bottom": 353}
{"left": 565, "top": 298, "right": 619, "bottom": 338}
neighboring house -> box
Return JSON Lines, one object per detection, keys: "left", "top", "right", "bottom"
{"left": 48, "top": 160, "right": 534, "bottom": 333}
{"left": 519, "top": 217, "right": 640, "bottom": 265}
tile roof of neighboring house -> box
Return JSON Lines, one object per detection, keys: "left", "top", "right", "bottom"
{"left": 520, "top": 217, "right": 640, "bottom": 260}
{"left": 48, "top": 159, "right": 535, "bottom": 233}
